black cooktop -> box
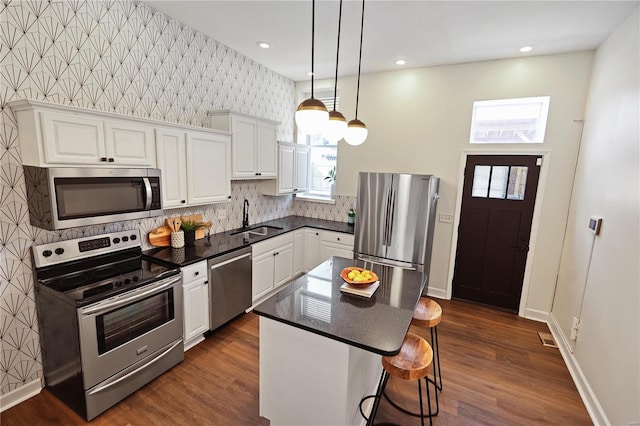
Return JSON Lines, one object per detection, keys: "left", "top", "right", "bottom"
{"left": 36, "top": 248, "right": 179, "bottom": 306}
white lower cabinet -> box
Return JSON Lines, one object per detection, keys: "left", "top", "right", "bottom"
{"left": 320, "top": 231, "right": 355, "bottom": 261}
{"left": 252, "top": 233, "right": 294, "bottom": 302}
{"left": 302, "top": 228, "right": 354, "bottom": 272}
{"left": 182, "top": 261, "right": 209, "bottom": 351}
{"left": 293, "top": 230, "right": 305, "bottom": 276}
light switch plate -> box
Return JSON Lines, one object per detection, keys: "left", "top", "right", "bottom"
{"left": 217, "top": 209, "right": 227, "bottom": 220}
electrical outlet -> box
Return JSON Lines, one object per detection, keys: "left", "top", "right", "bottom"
{"left": 217, "top": 209, "right": 226, "bottom": 220}
{"left": 439, "top": 213, "right": 454, "bottom": 223}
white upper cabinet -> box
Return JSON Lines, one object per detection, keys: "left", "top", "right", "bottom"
{"left": 157, "top": 127, "right": 231, "bottom": 209}
{"left": 259, "top": 142, "right": 310, "bottom": 196}
{"left": 10, "top": 100, "right": 156, "bottom": 167}
{"left": 209, "top": 110, "right": 279, "bottom": 179}
{"left": 104, "top": 120, "right": 155, "bottom": 166}
{"left": 156, "top": 128, "right": 188, "bottom": 208}
{"left": 187, "top": 131, "right": 231, "bottom": 204}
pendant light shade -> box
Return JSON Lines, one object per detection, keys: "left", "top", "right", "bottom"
{"left": 295, "top": 0, "right": 328, "bottom": 135}
{"left": 344, "top": 0, "right": 368, "bottom": 146}
{"left": 323, "top": 110, "right": 347, "bottom": 143}
{"left": 344, "top": 119, "right": 368, "bottom": 146}
{"left": 296, "top": 98, "right": 329, "bottom": 135}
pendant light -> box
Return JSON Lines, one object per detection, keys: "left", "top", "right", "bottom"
{"left": 344, "top": 0, "right": 368, "bottom": 146}
{"left": 322, "top": 0, "right": 347, "bottom": 144}
{"left": 295, "top": 0, "right": 329, "bottom": 136}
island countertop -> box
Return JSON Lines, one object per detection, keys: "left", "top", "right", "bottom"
{"left": 253, "top": 256, "right": 428, "bottom": 356}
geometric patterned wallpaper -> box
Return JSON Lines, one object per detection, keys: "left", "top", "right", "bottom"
{"left": 0, "top": 0, "right": 354, "bottom": 398}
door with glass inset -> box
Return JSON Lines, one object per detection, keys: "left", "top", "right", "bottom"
{"left": 452, "top": 155, "right": 541, "bottom": 312}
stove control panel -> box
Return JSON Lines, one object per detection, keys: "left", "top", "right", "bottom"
{"left": 33, "top": 230, "right": 142, "bottom": 268}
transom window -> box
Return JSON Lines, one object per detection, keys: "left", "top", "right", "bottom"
{"left": 469, "top": 96, "right": 550, "bottom": 144}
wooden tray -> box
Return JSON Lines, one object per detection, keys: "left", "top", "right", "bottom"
{"left": 341, "top": 267, "right": 378, "bottom": 287}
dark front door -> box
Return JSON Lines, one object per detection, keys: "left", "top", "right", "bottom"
{"left": 452, "top": 155, "right": 541, "bottom": 312}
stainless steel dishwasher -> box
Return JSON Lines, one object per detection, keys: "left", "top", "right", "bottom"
{"left": 208, "top": 246, "right": 253, "bottom": 330}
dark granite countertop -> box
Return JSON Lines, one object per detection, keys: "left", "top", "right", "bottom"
{"left": 253, "top": 256, "right": 428, "bottom": 356}
{"left": 144, "top": 216, "right": 355, "bottom": 267}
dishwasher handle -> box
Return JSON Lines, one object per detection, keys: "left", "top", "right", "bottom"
{"left": 209, "top": 251, "right": 252, "bottom": 270}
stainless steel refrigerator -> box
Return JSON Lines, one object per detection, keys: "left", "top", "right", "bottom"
{"left": 354, "top": 172, "right": 440, "bottom": 276}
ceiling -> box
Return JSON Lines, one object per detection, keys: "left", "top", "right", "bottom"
{"left": 145, "top": 1, "right": 638, "bottom": 82}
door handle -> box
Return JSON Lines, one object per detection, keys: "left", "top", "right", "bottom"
{"left": 511, "top": 245, "right": 529, "bottom": 252}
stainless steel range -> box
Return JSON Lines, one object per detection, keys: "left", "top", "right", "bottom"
{"left": 33, "top": 230, "right": 184, "bottom": 421}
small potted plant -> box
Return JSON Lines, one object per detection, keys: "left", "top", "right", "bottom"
{"left": 180, "top": 219, "right": 205, "bottom": 246}
{"left": 347, "top": 208, "right": 356, "bottom": 225}
{"left": 324, "top": 166, "right": 336, "bottom": 196}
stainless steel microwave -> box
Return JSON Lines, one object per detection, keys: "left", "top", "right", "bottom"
{"left": 24, "top": 166, "right": 163, "bottom": 230}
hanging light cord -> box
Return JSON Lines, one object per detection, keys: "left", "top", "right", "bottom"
{"left": 354, "top": 0, "right": 365, "bottom": 119}
{"left": 311, "top": 0, "right": 316, "bottom": 98}
{"left": 332, "top": 0, "right": 343, "bottom": 111}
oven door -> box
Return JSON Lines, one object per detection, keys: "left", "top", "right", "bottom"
{"left": 77, "top": 274, "right": 183, "bottom": 389}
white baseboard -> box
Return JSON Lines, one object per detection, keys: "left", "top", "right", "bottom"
{"left": 0, "top": 379, "right": 42, "bottom": 412}
{"left": 523, "top": 307, "right": 549, "bottom": 323}
{"left": 426, "top": 286, "right": 447, "bottom": 299}
{"left": 547, "top": 313, "right": 609, "bottom": 426}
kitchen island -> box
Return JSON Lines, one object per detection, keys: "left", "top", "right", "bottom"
{"left": 254, "top": 256, "right": 428, "bottom": 426}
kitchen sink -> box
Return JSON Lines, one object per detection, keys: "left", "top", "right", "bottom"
{"left": 230, "top": 225, "right": 283, "bottom": 239}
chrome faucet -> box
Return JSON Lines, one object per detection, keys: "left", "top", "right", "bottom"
{"left": 242, "top": 199, "right": 249, "bottom": 228}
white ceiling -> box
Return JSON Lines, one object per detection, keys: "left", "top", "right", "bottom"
{"left": 145, "top": 1, "right": 638, "bottom": 82}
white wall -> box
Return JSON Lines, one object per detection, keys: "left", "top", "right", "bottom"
{"left": 551, "top": 8, "right": 639, "bottom": 425}
{"left": 299, "top": 52, "right": 593, "bottom": 314}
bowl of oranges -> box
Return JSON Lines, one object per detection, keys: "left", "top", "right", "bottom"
{"left": 341, "top": 267, "right": 378, "bottom": 287}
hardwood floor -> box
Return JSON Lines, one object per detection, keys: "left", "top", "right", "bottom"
{"left": 1, "top": 299, "right": 591, "bottom": 425}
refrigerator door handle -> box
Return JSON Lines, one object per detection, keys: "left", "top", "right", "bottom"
{"left": 387, "top": 187, "right": 396, "bottom": 246}
{"left": 383, "top": 188, "right": 393, "bottom": 246}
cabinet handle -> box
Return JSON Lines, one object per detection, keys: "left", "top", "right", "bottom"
{"left": 337, "top": 237, "right": 340, "bottom": 241}
{"left": 315, "top": 232, "right": 319, "bottom": 236}
{"left": 204, "top": 281, "right": 208, "bottom": 285}
{"left": 293, "top": 188, "right": 297, "bottom": 192}
{"left": 108, "top": 158, "right": 115, "bottom": 162}
{"left": 228, "top": 196, "right": 232, "bottom": 199}
{"left": 194, "top": 271, "right": 199, "bottom": 276}
{"left": 181, "top": 200, "right": 186, "bottom": 204}
{"left": 101, "top": 157, "right": 107, "bottom": 162}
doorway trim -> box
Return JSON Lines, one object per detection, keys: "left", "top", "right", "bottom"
{"left": 445, "top": 149, "right": 551, "bottom": 320}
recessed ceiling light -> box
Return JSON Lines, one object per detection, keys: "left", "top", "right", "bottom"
{"left": 395, "top": 59, "right": 407, "bottom": 65}
{"left": 519, "top": 46, "right": 533, "bottom": 53}
{"left": 257, "top": 41, "right": 270, "bottom": 49}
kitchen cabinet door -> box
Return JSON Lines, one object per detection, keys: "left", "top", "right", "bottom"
{"left": 252, "top": 250, "right": 275, "bottom": 301}
{"left": 186, "top": 131, "right": 231, "bottom": 205}
{"left": 257, "top": 122, "right": 277, "bottom": 177}
{"left": 294, "top": 146, "right": 310, "bottom": 193}
{"left": 273, "top": 242, "right": 294, "bottom": 288}
{"left": 104, "top": 120, "right": 156, "bottom": 166}
{"left": 156, "top": 128, "right": 188, "bottom": 208}
{"left": 304, "top": 229, "right": 322, "bottom": 272}
{"left": 293, "top": 230, "right": 305, "bottom": 276}
{"left": 41, "top": 111, "right": 105, "bottom": 165}
{"left": 278, "top": 145, "right": 295, "bottom": 194}
{"left": 231, "top": 115, "right": 258, "bottom": 179}
{"left": 320, "top": 241, "right": 354, "bottom": 261}
{"left": 183, "top": 277, "right": 209, "bottom": 349}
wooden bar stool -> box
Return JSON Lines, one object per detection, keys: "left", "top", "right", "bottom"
{"left": 407, "top": 297, "right": 443, "bottom": 417}
{"left": 365, "top": 333, "right": 434, "bottom": 426}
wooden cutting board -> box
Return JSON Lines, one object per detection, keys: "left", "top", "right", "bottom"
{"left": 148, "top": 225, "right": 172, "bottom": 247}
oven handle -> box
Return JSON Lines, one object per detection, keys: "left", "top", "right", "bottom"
{"left": 80, "top": 275, "right": 180, "bottom": 316}
{"left": 143, "top": 177, "right": 152, "bottom": 210}
{"left": 87, "top": 339, "right": 182, "bottom": 396}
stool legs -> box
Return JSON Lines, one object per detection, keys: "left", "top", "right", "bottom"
{"left": 367, "top": 371, "right": 434, "bottom": 426}
{"left": 430, "top": 326, "right": 443, "bottom": 392}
